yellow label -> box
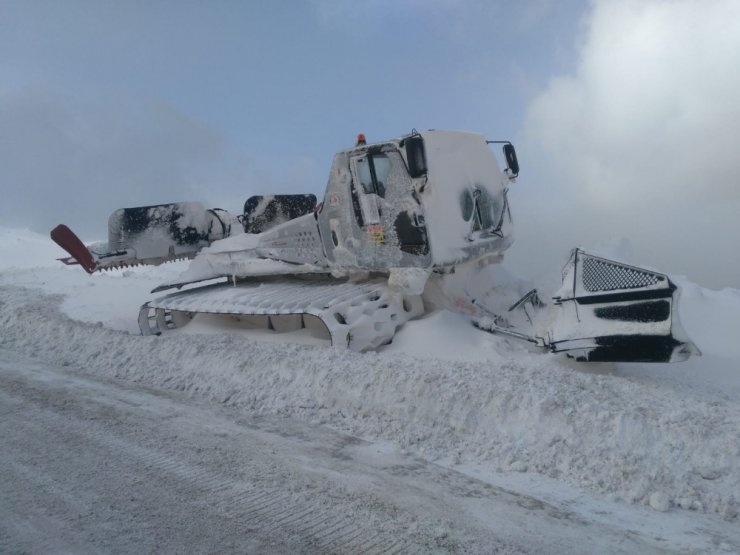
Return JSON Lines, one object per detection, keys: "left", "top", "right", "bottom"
{"left": 367, "top": 224, "right": 385, "bottom": 244}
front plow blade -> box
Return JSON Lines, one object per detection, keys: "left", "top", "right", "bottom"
{"left": 546, "top": 249, "right": 700, "bottom": 362}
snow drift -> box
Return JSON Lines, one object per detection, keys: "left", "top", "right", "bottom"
{"left": 0, "top": 227, "right": 738, "bottom": 520}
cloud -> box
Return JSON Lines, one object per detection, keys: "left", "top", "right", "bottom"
{"left": 513, "top": 0, "right": 740, "bottom": 289}
{"left": 0, "top": 89, "right": 262, "bottom": 239}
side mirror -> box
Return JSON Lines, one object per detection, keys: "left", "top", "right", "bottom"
{"left": 503, "top": 143, "right": 519, "bottom": 177}
{"left": 405, "top": 135, "right": 427, "bottom": 178}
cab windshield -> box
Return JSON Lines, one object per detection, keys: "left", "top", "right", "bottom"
{"left": 356, "top": 154, "right": 390, "bottom": 197}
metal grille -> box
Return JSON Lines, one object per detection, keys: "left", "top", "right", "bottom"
{"left": 581, "top": 257, "right": 661, "bottom": 292}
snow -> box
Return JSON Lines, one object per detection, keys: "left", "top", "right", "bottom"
{"left": 1, "top": 226, "right": 739, "bottom": 548}
{"left": 421, "top": 130, "right": 514, "bottom": 264}
{"left": 382, "top": 310, "right": 514, "bottom": 363}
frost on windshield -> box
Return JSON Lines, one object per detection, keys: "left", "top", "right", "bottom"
{"left": 459, "top": 186, "right": 504, "bottom": 235}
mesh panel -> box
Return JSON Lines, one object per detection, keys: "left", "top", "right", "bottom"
{"left": 582, "top": 257, "right": 661, "bottom": 292}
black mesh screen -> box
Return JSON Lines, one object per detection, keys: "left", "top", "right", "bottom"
{"left": 582, "top": 257, "right": 662, "bottom": 292}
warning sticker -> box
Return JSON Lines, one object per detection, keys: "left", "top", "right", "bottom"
{"left": 366, "top": 224, "right": 385, "bottom": 244}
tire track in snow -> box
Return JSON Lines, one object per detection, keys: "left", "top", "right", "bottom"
{"left": 0, "top": 353, "right": 513, "bottom": 553}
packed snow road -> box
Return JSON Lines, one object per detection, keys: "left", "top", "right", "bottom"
{"left": 0, "top": 349, "right": 717, "bottom": 554}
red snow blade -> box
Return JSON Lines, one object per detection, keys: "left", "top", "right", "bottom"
{"left": 50, "top": 224, "right": 97, "bottom": 273}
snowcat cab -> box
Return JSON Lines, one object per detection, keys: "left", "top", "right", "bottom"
{"left": 316, "top": 130, "right": 515, "bottom": 272}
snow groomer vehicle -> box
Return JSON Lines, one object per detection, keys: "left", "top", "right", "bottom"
{"left": 52, "top": 129, "right": 699, "bottom": 362}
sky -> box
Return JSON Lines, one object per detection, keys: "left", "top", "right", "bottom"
{"left": 1, "top": 0, "right": 738, "bottom": 289}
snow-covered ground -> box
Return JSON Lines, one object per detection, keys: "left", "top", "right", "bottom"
{"left": 1, "top": 226, "right": 739, "bottom": 552}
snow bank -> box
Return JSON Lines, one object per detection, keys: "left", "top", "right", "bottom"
{"left": 0, "top": 227, "right": 69, "bottom": 270}
{"left": 1, "top": 283, "right": 738, "bottom": 519}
